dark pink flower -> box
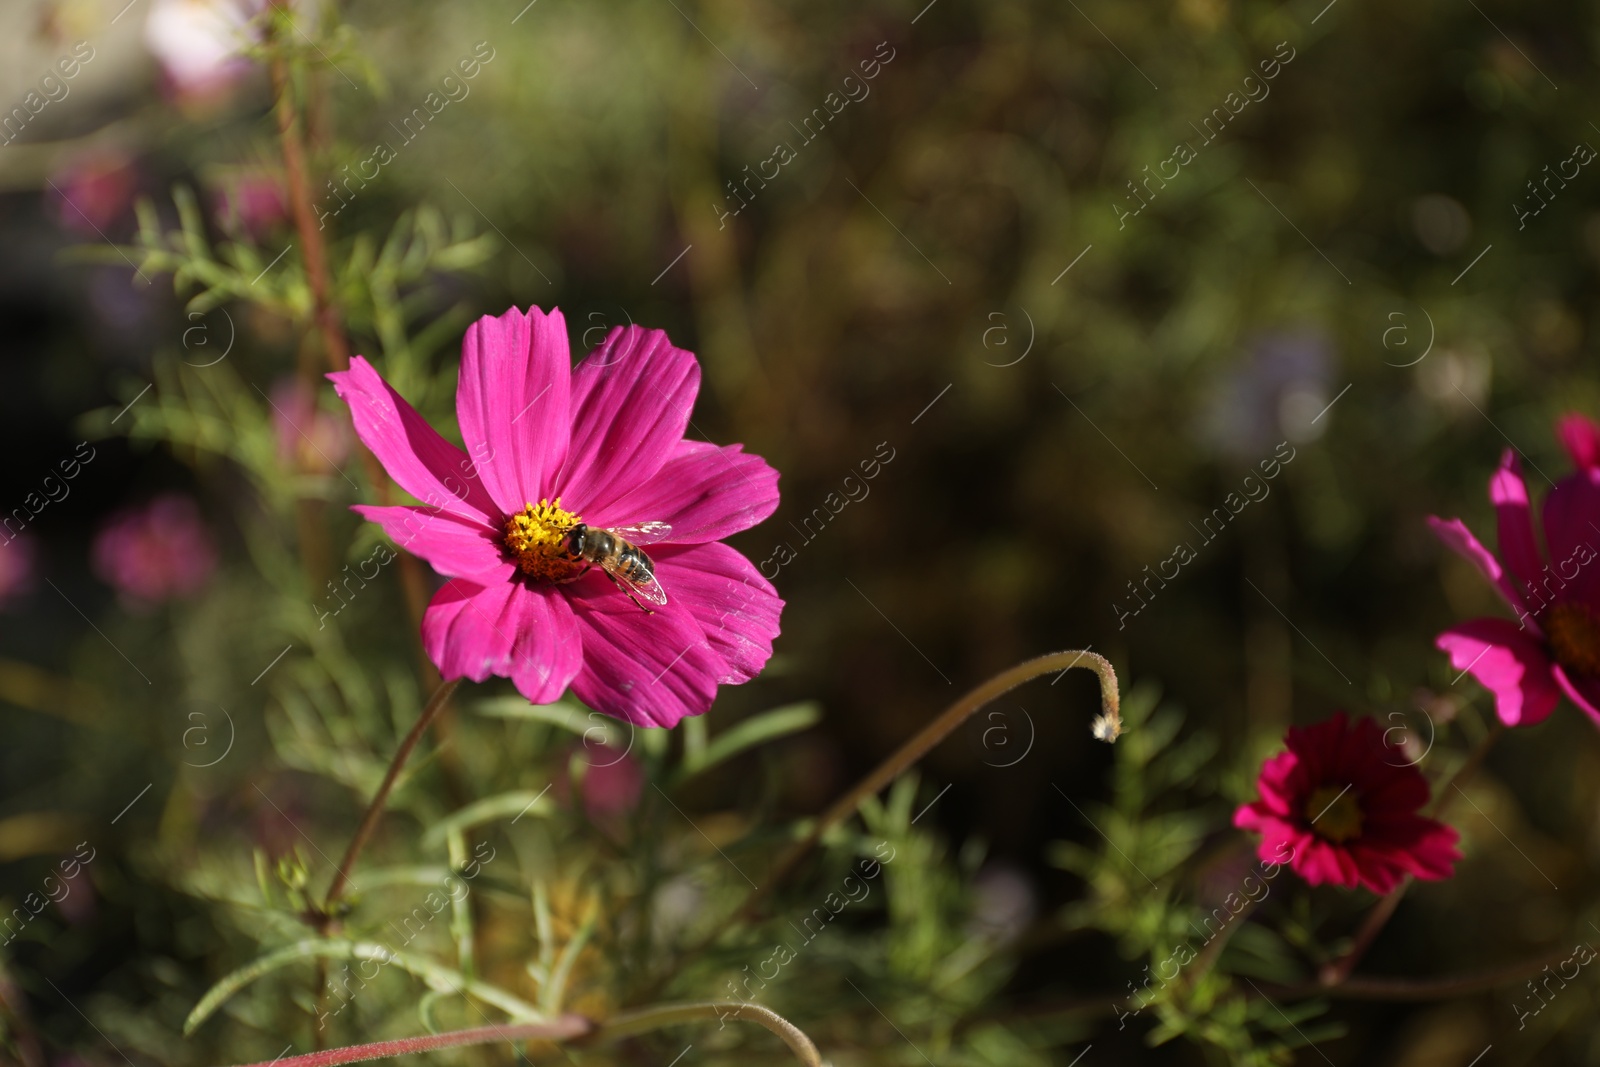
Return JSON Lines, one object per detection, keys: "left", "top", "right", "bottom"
{"left": 329, "top": 305, "right": 782, "bottom": 728}
{"left": 0, "top": 533, "right": 38, "bottom": 609}
{"left": 213, "top": 168, "right": 289, "bottom": 240}
{"left": 1234, "top": 713, "right": 1461, "bottom": 894}
{"left": 92, "top": 493, "right": 217, "bottom": 606}
{"left": 270, "top": 377, "right": 351, "bottom": 474}
{"left": 1430, "top": 414, "right": 1600, "bottom": 727}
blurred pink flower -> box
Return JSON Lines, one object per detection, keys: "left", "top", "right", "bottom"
{"left": 330, "top": 305, "right": 783, "bottom": 727}
{"left": 92, "top": 493, "right": 217, "bottom": 606}
{"left": 1234, "top": 713, "right": 1460, "bottom": 894}
{"left": 270, "top": 377, "right": 351, "bottom": 474}
{"left": 561, "top": 745, "right": 645, "bottom": 824}
{"left": 213, "top": 168, "right": 289, "bottom": 240}
{"left": 49, "top": 152, "right": 137, "bottom": 235}
{"left": 144, "top": 0, "right": 265, "bottom": 100}
{"left": 0, "top": 533, "right": 38, "bottom": 609}
{"left": 1430, "top": 414, "right": 1600, "bottom": 727}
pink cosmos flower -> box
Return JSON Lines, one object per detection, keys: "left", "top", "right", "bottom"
{"left": 329, "top": 305, "right": 782, "bottom": 728}
{"left": 1234, "top": 713, "right": 1460, "bottom": 894}
{"left": 1430, "top": 414, "right": 1600, "bottom": 728}
{"left": 92, "top": 493, "right": 218, "bottom": 606}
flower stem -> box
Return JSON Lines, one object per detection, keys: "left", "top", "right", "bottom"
{"left": 1284, "top": 940, "right": 1580, "bottom": 1001}
{"left": 211, "top": 1002, "right": 824, "bottom": 1067}
{"left": 747, "top": 650, "right": 1119, "bottom": 918}
{"left": 1319, "top": 718, "right": 1506, "bottom": 986}
{"left": 323, "top": 678, "right": 461, "bottom": 913}
{"left": 266, "top": 16, "right": 434, "bottom": 656}
{"left": 597, "top": 1002, "right": 822, "bottom": 1065}
{"left": 215, "top": 1017, "right": 593, "bottom": 1067}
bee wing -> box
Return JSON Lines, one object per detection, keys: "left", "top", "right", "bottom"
{"left": 606, "top": 521, "right": 673, "bottom": 546}
{"left": 600, "top": 557, "right": 670, "bottom": 607}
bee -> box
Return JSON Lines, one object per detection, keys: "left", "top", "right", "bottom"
{"left": 560, "top": 521, "right": 673, "bottom": 612}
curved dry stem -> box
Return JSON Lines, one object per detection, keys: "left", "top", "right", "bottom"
{"left": 746, "top": 649, "right": 1118, "bottom": 919}
{"left": 210, "top": 1002, "right": 823, "bottom": 1067}
{"left": 215, "top": 1017, "right": 592, "bottom": 1067}
{"left": 595, "top": 1001, "right": 822, "bottom": 1066}
{"left": 324, "top": 678, "right": 462, "bottom": 912}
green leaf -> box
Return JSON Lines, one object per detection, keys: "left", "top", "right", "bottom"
{"left": 675, "top": 702, "right": 821, "bottom": 783}
{"left": 473, "top": 697, "right": 629, "bottom": 747}
{"left": 422, "top": 790, "right": 555, "bottom": 847}
{"left": 183, "top": 939, "right": 544, "bottom": 1034}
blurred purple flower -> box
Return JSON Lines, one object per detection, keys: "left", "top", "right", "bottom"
{"left": 92, "top": 493, "right": 217, "bottom": 606}
{"left": 1201, "top": 329, "right": 1334, "bottom": 457}
{"left": 49, "top": 152, "right": 137, "bottom": 236}
{"left": 967, "top": 863, "right": 1037, "bottom": 941}
{"left": 0, "top": 533, "right": 38, "bottom": 609}
{"left": 270, "top": 377, "right": 351, "bottom": 474}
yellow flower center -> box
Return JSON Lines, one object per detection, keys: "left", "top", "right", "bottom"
{"left": 501, "top": 498, "right": 585, "bottom": 583}
{"left": 1546, "top": 601, "right": 1600, "bottom": 677}
{"left": 1304, "top": 785, "right": 1363, "bottom": 843}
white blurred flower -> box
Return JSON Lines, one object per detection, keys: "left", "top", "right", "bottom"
{"left": 144, "top": 0, "right": 264, "bottom": 98}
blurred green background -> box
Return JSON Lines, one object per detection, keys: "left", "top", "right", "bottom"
{"left": 2, "top": 0, "right": 1600, "bottom": 1063}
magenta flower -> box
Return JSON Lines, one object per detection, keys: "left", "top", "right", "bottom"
{"left": 0, "top": 533, "right": 38, "bottom": 609}
{"left": 1430, "top": 414, "right": 1600, "bottom": 728}
{"left": 1234, "top": 713, "right": 1461, "bottom": 894}
{"left": 329, "top": 305, "right": 782, "bottom": 728}
{"left": 92, "top": 493, "right": 217, "bottom": 606}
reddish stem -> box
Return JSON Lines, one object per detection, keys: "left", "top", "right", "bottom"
{"left": 323, "top": 678, "right": 461, "bottom": 912}
{"left": 220, "top": 1017, "right": 592, "bottom": 1067}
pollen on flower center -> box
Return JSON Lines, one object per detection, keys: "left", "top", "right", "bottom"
{"left": 1546, "top": 601, "right": 1600, "bottom": 677}
{"left": 1305, "top": 785, "right": 1363, "bottom": 843}
{"left": 502, "top": 498, "right": 585, "bottom": 582}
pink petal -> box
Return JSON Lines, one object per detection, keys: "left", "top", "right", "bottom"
{"left": 455, "top": 306, "right": 572, "bottom": 513}
{"left": 586, "top": 440, "right": 780, "bottom": 543}
{"left": 1539, "top": 472, "right": 1600, "bottom": 609}
{"left": 1427, "top": 515, "right": 1531, "bottom": 620}
{"left": 1490, "top": 450, "right": 1545, "bottom": 598}
{"left": 508, "top": 589, "right": 586, "bottom": 704}
{"left": 1363, "top": 816, "right": 1461, "bottom": 882}
{"left": 329, "top": 357, "right": 497, "bottom": 522}
{"left": 422, "top": 577, "right": 581, "bottom": 702}
{"left": 1251, "top": 751, "right": 1303, "bottom": 817}
{"left": 1436, "top": 618, "right": 1559, "bottom": 727}
{"left": 351, "top": 505, "right": 504, "bottom": 579}
{"left": 1552, "top": 664, "right": 1600, "bottom": 727}
{"left": 558, "top": 326, "right": 700, "bottom": 514}
{"left": 650, "top": 543, "right": 783, "bottom": 684}
{"left": 1292, "top": 838, "right": 1358, "bottom": 889}
{"left": 1557, "top": 413, "right": 1600, "bottom": 472}
{"left": 565, "top": 573, "right": 722, "bottom": 728}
